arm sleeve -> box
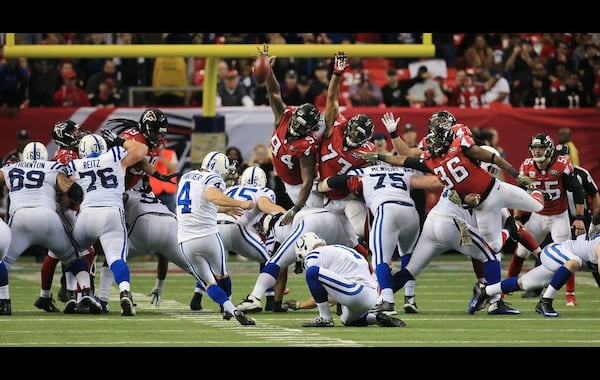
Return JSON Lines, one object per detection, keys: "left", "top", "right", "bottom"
{"left": 404, "top": 156, "right": 432, "bottom": 173}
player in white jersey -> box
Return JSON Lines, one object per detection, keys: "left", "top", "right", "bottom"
{"left": 176, "top": 151, "right": 256, "bottom": 326}
{"left": 68, "top": 132, "right": 148, "bottom": 316}
{"left": 387, "top": 187, "right": 521, "bottom": 315}
{"left": 293, "top": 232, "right": 406, "bottom": 327}
{"left": 472, "top": 210, "right": 600, "bottom": 317}
{"left": 94, "top": 188, "right": 194, "bottom": 311}
{"left": 316, "top": 164, "right": 442, "bottom": 315}
{"left": 189, "top": 166, "right": 287, "bottom": 312}
{"left": 237, "top": 205, "right": 356, "bottom": 313}
{"left": 0, "top": 141, "right": 100, "bottom": 315}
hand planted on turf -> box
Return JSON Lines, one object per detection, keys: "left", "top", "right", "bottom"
{"left": 148, "top": 287, "right": 162, "bottom": 308}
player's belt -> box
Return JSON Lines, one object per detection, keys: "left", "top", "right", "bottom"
{"left": 381, "top": 200, "right": 413, "bottom": 207}
{"left": 217, "top": 220, "right": 235, "bottom": 225}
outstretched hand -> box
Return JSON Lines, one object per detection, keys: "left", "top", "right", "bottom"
{"left": 381, "top": 112, "right": 400, "bottom": 134}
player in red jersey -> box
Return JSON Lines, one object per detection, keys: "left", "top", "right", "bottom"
{"left": 257, "top": 44, "right": 323, "bottom": 226}
{"left": 319, "top": 52, "right": 375, "bottom": 267}
{"left": 236, "top": 45, "right": 324, "bottom": 312}
{"left": 363, "top": 110, "right": 547, "bottom": 314}
{"left": 509, "top": 133, "right": 586, "bottom": 305}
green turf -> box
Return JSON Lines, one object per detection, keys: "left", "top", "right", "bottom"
{"left": 2, "top": 254, "right": 599, "bottom": 347}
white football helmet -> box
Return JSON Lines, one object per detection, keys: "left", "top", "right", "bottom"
{"left": 22, "top": 141, "right": 48, "bottom": 161}
{"left": 294, "top": 232, "right": 326, "bottom": 262}
{"left": 201, "top": 151, "right": 234, "bottom": 179}
{"left": 78, "top": 134, "right": 108, "bottom": 158}
{"left": 240, "top": 166, "right": 267, "bottom": 187}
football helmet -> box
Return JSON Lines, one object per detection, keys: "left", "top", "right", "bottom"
{"left": 201, "top": 151, "right": 236, "bottom": 179}
{"left": 240, "top": 166, "right": 267, "bottom": 187}
{"left": 428, "top": 110, "right": 456, "bottom": 134}
{"left": 294, "top": 232, "right": 326, "bottom": 262}
{"left": 78, "top": 134, "right": 108, "bottom": 158}
{"left": 288, "top": 103, "right": 320, "bottom": 137}
{"left": 52, "top": 120, "right": 85, "bottom": 149}
{"left": 425, "top": 130, "right": 453, "bottom": 157}
{"left": 22, "top": 141, "right": 48, "bottom": 161}
{"left": 529, "top": 133, "right": 555, "bottom": 163}
{"left": 344, "top": 114, "right": 374, "bottom": 148}
{"left": 139, "top": 109, "right": 168, "bottom": 147}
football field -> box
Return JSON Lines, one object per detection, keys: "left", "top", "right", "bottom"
{"left": 2, "top": 253, "right": 600, "bottom": 347}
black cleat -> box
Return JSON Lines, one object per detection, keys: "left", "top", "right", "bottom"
{"left": 535, "top": 297, "right": 559, "bottom": 317}
{"left": 189, "top": 292, "right": 203, "bottom": 311}
{"left": 0, "top": 299, "right": 11, "bottom": 315}
{"left": 375, "top": 312, "right": 407, "bottom": 327}
{"left": 120, "top": 290, "right": 135, "bottom": 316}
{"left": 403, "top": 296, "right": 418, "bottom": 314}
{"left": 234, "top": 310, "right": 256, "bottom": 326}
{"left": 34, "top": 296, "right": 60, "bottom": 313}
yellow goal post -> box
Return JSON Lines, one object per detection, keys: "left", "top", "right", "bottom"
{"left": 3, "top": 33, "right": 434, "bottom": 115}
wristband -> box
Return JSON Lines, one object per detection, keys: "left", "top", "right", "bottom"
{"left": 389, "top": 131, "right": 398, "bottom": 139}
{"left": 574, "top": 215, "right": 584, "bottom": 221}
{"left": 334, "top": 72, "right": 342, "bottom": 77}
{"left": 507, "top": 167, "right": 519, "bottom": 179}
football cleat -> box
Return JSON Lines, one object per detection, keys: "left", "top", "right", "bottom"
{"left": 403, "top": 296, "right": 418, "bottom": 314}
{"left": 236, "top": 294, "right": 263, "bottom": 313}
{"left": 34, "top": 296, "right": 60, "bottom": 313}
{"left": 468, "top": 282, "right": 487, "bottom": 314}
{"left": 120, "top": 290, "right": 136, "bottom": 316}
{"left": 565, "top": 293, "right": 577, "bottom": 307}
{"left": 369, "top": 300, "right": 397, "bottom": 316}
{"left": 234, "top": 310, "right": 256, "bottom": 326}
{"left": 375, "top": 312, "right": 407, "bottom": 327}
{"left": 189, "top": 292, "right": 203, "bottom": 311}
{"left": 487, "top": 299, "right": 520, "bottom": 315}
{"left": 0, "top": 299, "right": 11, "bottom": 315}
{"left": 302, "top": 316, "right": 334, "bottom": 327}
{"left": 535, "top": 297, "right": 560, "bottom": 317}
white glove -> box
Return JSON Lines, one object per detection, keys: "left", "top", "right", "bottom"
{"left": 148, "top": 286, "right": 163, "bottom": 308}
{"left": 381, "top": 112, "right": 400, "bottom": 134}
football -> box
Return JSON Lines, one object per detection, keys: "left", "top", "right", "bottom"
{"left": 252, "top": 55, "right": 271, "bottom": 85}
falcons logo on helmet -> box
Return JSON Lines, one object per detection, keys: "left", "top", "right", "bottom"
{"left": 142, "top": 110, "right": 158, "bottom": 123}
{"left": 54, "top": 122, "right": 67, "bottom": 138}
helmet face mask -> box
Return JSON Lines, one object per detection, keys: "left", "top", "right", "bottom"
{"left": 78, "top": 134, "right": 108, "bottom": 158}
{"left": 288, "top": 103, "right": 320, "bottom": 137}
{"left": 139, "top": 109, "right": 168, "bottom": 147}
{"left": 428, "top": 110, "right": 456, "bottom": 134}
{"left": 294, "top": 232, "right": 326, "bottom": 263}
{"left": 240, "top": 166, "right": 267, "bottom": 187}
{"left": 52, "top": 120, "right": 85, "bottom": 149}
{"left": 201, "top": 151, "right": 235, "bottom": 180}
{"left": 425, "top": 130, "right": 453, "bottom": 157}
{"left": 529, "top": 133, "right": 555, "bottom": 163}
{"left": 22, "top": 141, "right": 48, "bottom": 161}
{"left": 344, "top": 114, "right": 374, "bottom": 148}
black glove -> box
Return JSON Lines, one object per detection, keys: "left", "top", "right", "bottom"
{"left": 152, "top": 171, "right": 178, "bottom": 184}
{"left": 99, "top": 128, "right": 126, "bottom": 148}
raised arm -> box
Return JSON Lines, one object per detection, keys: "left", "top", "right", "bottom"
{"left": 324, "top": 52, "right": 349, "bottom": 138}
{"left": 259, "top": 44, "right": 286, "bottom": 125}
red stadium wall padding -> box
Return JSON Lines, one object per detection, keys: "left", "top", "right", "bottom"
{"left": 1, "top": 107, "right": 599, "bottom": 183}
